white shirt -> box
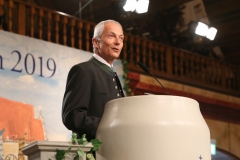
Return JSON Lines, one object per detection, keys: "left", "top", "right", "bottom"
{"left": 93, "top": 53, "right": 113, "bottom": 68}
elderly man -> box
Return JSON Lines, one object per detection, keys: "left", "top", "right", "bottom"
{"left": 62, "top": 20, "right": 125, "bottom": 140}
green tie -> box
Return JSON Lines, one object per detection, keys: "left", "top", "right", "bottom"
{"left": 110, "top": 67, "right": 114, "bottom": 72}
{"left": 110, "top": 67, "right": 115, "bottom": 76}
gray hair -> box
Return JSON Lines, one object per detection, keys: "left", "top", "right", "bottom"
{"left": 93, "top": 20, "right": 122, "bottom": 39}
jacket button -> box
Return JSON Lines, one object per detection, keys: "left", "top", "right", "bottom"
{"left": 115, "top": 86, "right": 118, "bottom": 89}
{"left": 117, "top": 93, "right": 120, "bottom": 97}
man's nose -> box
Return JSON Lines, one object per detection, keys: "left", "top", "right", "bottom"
{"left": 114, "top": 37, "right": 121, "bottom": 45}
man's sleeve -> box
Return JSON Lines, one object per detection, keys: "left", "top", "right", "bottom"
{"left": 62, "top": 65, "right": 100, "bottom": 137}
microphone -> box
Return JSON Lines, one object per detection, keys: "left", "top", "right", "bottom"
{"left": 137, "top": 61, "right": 171, "bottom": 95}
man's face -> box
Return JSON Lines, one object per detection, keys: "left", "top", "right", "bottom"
{"left": 93, "top": 22, "right": 124, "bottom": 65}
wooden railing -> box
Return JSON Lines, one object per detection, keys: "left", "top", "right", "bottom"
{"left": 1, "top": 0, "right": 239, "bottom": 96}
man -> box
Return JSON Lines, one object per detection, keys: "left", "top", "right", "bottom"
{"left": 62, "top": 20, "right": 125, "bottom": 140}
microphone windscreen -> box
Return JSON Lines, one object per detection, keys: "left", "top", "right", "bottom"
{"left": 137, "top": 61, "right": 150, "bottom": 73}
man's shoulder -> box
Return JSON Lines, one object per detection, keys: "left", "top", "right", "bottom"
{"left": 69, "top": 58, "right": 107, "bottom": 74}
{"left": 74, "top": 60, "right": 93, "bottom": 67}
{"left": 67, "top": 60, "right": 95, "bottom": 77}
{"left": 70, "top": 59, "right": 102, "bottom": 73}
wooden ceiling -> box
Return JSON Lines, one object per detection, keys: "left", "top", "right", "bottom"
{"left": 38, "top": 0, "right": 240, "bottom": 65}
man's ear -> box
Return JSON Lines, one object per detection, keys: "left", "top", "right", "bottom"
{"left": 92, "top": 38, "right": 99, "bottom": 49}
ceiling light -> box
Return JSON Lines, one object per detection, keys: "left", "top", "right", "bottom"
{"left": 135, "top": 0, "right": 149, "bottom": 14}
{"left": 195, "top": 22, "right": 208, "bottom": 37}
{"left": 123, "top": 0, "right": 137, "bottom": 12}
{"left": 123, "top": 0, "right": 149, "bottom": 14}
{"left": 206, "top": 27, "right": 217, "bottom": 40}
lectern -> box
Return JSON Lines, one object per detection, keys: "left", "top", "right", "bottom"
{"left": 96, "top": 95, "right": 210, "bottom": 160}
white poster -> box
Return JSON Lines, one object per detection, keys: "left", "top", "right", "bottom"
{"left": 0, "top": 30, "right": 124, "bottom": 159}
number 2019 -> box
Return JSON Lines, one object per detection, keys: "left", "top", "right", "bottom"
{"left": 11, "top": 50, "right": 56, "bottom": 78}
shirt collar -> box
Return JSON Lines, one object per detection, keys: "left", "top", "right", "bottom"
{"left": 93, "top": 53, "right": 113, "bottom": 68}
